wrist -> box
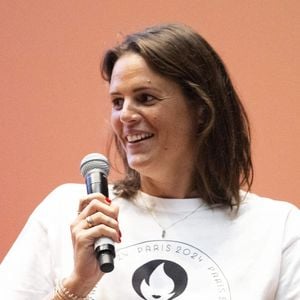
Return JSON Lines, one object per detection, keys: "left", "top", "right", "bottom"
{"left": 55, "top": 276, "right": 97, "bottom": 300}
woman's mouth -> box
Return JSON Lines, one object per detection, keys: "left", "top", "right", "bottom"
{"left": 126, "top": 133, "right": 154, "bottom": 143}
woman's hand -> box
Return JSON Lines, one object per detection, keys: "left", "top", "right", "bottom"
{"left": 63, "top": 193, "right": 120, "bottom": 297}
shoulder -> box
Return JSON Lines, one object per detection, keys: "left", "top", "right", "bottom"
{"left": 39, "top": 183, "right": 122, "bottom": 209}
{"left": 240, "top": 191, "right": 299, "bottom": 216}
{"left": 49, "top": 182, "right": 86, "bottom": 196}
{"left": 39, "top": 183, "right": 86, "bottom": 207}
{"left": 238, "top": 191, "right": 300, "bottom": 242}
{"left": 30, "top": 183, "right": 86, "bottom": 225}
{"left": 34, "top": 183, "right": 122, "bottom": 218}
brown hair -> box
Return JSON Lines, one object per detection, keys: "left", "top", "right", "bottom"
{"left": 101, "top": 23, "right": 253, "bottom": 208}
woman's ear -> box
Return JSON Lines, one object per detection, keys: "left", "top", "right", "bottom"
{"left": 196, "top": 105, "right": 206, "bottom": 133}
{"left": 197, "top": 105, "right": 205, "bottom": 122}
{"left": 196, "top": 103, "right": 215, "bottom": 136}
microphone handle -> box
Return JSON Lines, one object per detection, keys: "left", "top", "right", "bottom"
{"left": 86, "top": 172, "right": 109, "bottom": 197}
{"left": 85, "top": 171, "right": 115, "bottom": 273}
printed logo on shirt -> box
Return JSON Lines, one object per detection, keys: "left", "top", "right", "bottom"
{"left": 132, "top": 259, "right": 188, "bottom": 299}
{"left": 114, "top": 240, "right": 231, "bottom": 299}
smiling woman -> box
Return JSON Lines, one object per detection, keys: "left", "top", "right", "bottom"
{"left": 0, "top": 23, "right": 299, "bottom": 300}
{"left": 109, "top": 53, "right": 198, "bottom": 197}
{"left": 102, "top": 24, "right": 253, "bottom": 207}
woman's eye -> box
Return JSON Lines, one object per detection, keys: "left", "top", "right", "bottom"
{"left": 112, "top": 98, "right": 124, "bottom": 110}
{"left": 138, "top": 93, "right": 156, "bottom": 104}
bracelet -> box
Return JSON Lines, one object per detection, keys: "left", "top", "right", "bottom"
{"left": 55, "top": 279, "right": 90, "bottom": 300}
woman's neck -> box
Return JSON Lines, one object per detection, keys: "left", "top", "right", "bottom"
{"left": 140, "top": 174, "right": 198, "bottom": 199}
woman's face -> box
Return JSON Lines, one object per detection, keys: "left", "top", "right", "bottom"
{"left": 110, "top": 53, "right": 198, "bottom": 179}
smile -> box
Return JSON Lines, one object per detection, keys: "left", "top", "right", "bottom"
{"left": 126, "top": 133, "right": 154, "bottom": 143}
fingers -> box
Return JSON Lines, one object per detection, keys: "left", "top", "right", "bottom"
{"left": 72, "top": 193, "right": 121, "bottom": 244}
{"left": 85, "top": 215, "right": 95, "bottom": 228}
{"left": 67, "top": 193, "right": 119, "bottom": 284}
{"left": 79, "top": 199, "right": 118, "bottom": 222}
{"left": 87, "top": 211, "right": 119, "bottom": 230}
{"left": 77, "top": 193, "right": 111, "bottom": 216}
{"left": 81, "top": 222, "right": 121, "bottom": 244}
{"left": 80, "top": 211, "right": 119, "bottom": 236}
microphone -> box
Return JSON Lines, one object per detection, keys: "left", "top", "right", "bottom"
{"left": 80, "top": 153, "right": 115, "bottom": 273}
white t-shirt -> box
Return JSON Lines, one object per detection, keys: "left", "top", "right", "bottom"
{"left": 0, "top": 183, "right": 299, "bottom": 299}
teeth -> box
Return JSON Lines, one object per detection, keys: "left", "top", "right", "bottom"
{"left": 127, "top": 133, "right": 153, "bottom": 143}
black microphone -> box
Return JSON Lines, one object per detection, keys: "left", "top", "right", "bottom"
{"left": 80, "top": 153, "right": 115, "bottom": 273}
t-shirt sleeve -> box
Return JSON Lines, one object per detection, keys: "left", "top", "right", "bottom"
{"left": 0, "top": 210, "right": 55, "bottom": 299}
{"left": 275, "top": 206, "right": 300, "bottom": 299}
{"left": 0, "top": 183, "right": 84, "bottom": 299}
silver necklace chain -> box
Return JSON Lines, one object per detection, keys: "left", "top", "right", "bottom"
{"left": 142, "top": 198, "right": 203, "bottom": 238}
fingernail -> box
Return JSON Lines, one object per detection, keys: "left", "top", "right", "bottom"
{"left": 105, "top": 197, "right": 111, "bottom": 204}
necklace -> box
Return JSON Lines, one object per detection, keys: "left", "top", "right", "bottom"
{"left": 142, "top": 198, "right": 203, "bottom": 239}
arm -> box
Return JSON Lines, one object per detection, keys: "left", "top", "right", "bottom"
{"left": 0, "top": 185, "right": 120, "bottom": 299}
{"left": 275, "top": 207, "right": 300, "bottom": 299}
{"left": 0, "top": 210, "right": 55, "bottom": 299}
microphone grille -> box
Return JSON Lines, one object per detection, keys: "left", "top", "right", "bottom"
{"left": 80, "top": 153, "right": 110, "bottom": 177}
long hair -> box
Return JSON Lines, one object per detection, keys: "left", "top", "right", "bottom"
{"left": 101, "top": 23, "right": 253, "bottom": 208}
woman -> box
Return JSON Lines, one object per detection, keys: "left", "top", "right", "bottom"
{"left": 1, "top": 23, "right": 299, "bottom": 299}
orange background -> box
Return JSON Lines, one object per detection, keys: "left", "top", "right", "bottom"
{"left": 0, "top": 1, "right": 299, "bottom": 261}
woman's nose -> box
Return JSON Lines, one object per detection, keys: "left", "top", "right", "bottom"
{"left": 119, "top": 100, "right": 140, "bottom": 123}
